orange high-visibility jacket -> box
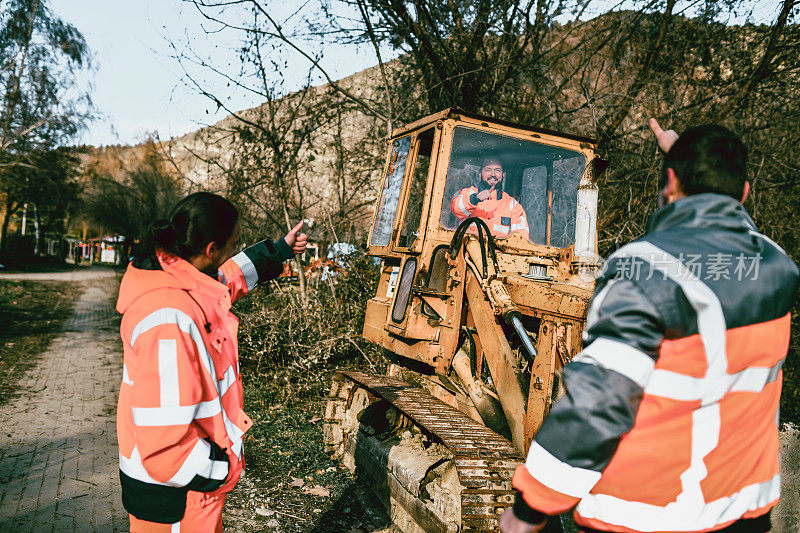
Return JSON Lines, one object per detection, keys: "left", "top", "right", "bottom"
{"left": 512, "top": 194, "right": 799, "bottom": 532}
{"left": 450, "top": 182, "right": 530, "bottom": 240}
{"left": 116, "top": 239, "right": 292, "bottom": 524}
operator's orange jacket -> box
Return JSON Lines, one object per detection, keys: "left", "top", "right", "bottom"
{"left": 449, "top": 181, "right": 530, "bottom": 240}
{"left": 116, "top": 239, "right": 292, "bottom": 524}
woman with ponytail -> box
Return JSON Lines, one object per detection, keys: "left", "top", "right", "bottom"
{"left": 115, "top": 192, "right": 306, "bottom": 532}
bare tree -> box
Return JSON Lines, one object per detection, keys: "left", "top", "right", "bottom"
{"left": 83, "top": 141, "right": 183, "bottom": 262}
{"left": 0, "top": 0, "right": 91, "bottom": 252}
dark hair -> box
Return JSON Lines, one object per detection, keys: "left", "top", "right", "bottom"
{"left": 137, "top": 192, "right": 238, "bottom": 261}
{"left": 662, "top": 124, "right": 747, "bottom": 199}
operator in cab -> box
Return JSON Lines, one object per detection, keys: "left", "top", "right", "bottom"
{"left": 449, "top": 158, "right": 530, "bottom": 240}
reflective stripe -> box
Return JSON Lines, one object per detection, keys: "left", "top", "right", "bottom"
{"left": 221, "top": 407, "right": 245, "bottom": 459}
{"left": 171, "top": 523, "right": 180, "bottom": 533}
{"left": 232, "top": 439, "right": 243, "bottom": 459}
{"left": 526, "top": 441, "right": 602, "bottom": 498}
{"left": 493, "top": 224, "right": 510, "bottom": 234}
{"left": 159, "top": 339, "right": 180, "bottom": 407}
{"left": 646, "top": 359, "right": 784, "bottom": 400}
{"left": 453, "top": 187, "right": 475, "bottom": 201}
{"left": 132, "top": 400, "right": 221, "bottom": 426}
{"left": 218, "top": 364, "right": 237, "bottom": 397}
{"left": 168, "top": 437, "right": 228, "bottom": 485}
{"left": 749, "top": 230, "right": 787, "bottom": 257}
{"left": 217, "top": 269, "right": 227, "bottom": 286}
{"left": 231, "top": 251, "right": 258, "bottom": 291}
{"left": 578, "top": 474, "right": 780, "bottom": 530}
{"left": 575, "top": 338, "right": 655, "bottom": 388}
{"left": 457, "top": 195, "right": 468, "bottom": 216}
{"left": 130, "top": 308, "right": 217, "bottom": 380}
{"left": 511, "top": 223, "right": 528, "bottom": 231}
{"left": 122, "top": 364, "right": 134, "bottom": 386}
{"left": 120, "top": 445, "right": 162, "bottom": 485}
{"left": 120, "top": 439, "right": 229, "bottom": 488}
{"left": 510, "top": 199, "right": 516, "bottom": 209}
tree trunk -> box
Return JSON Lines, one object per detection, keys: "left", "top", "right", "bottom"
{"left": 0, "top": 196, "right": 17, "bottom": 256}
{"left": 33, "top": 203, "right": 42, "bottom": 255}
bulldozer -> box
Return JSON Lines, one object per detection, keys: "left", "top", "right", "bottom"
{"left": 324, "top": 108, "right": 607, "bottom": 532}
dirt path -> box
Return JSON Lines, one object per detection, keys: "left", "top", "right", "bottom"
{"left": 0, "top": 268, "right": 126, "bottom": 531}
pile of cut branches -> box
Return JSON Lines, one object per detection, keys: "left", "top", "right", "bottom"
{"left": 234, "top": 254, "right": 386, "bottom": 402}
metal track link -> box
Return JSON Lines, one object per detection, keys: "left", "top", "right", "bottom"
{"left": 339, "top": 370, "right": 522, "bottom": 532}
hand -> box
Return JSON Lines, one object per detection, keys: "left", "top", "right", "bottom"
{"left": 499, "top": 508, "right": 547, "bottom": 533}
{"left": 285, "top": 220, "right": 308, "bottom": 255}
{"left": 477, "top": 185, "right": 495, "bottom": 202}
{"left": 649, "top": 118, "right": 679, "bottom": 154}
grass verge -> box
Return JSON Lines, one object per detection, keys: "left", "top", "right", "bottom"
{"left": 223, "top": 369, "right": 391, "bottom": 532}
{"left": 0, "top": 279, "right": 81, "bottom": 405}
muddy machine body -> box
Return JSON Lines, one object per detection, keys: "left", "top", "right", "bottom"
{"left": 325, "top": 109, "right": 605, "bottom": 531}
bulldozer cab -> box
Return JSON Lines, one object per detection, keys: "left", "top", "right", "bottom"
{"left": 370, "top": 109, "right": 600, "bottom": 255}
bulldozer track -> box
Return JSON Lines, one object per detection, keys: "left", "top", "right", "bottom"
{"left": 333, "top": 370, "right": 522, "bottom": 532}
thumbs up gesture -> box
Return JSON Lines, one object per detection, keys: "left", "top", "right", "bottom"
{"left": 285, "top": 220, "right": 308, "bottom": 255}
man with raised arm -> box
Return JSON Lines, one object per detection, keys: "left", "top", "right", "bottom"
{"left": 500, "top": 120, "right": 799, "bottom": 533}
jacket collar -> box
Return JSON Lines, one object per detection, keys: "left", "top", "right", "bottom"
{"left": 157, "top": 252, "right": 228, "bottom": 296}
{"left": 646, "top": 193, "right": 757, "bottom": 235}
{"left": 117, "top": 251, "right": 227, "bottom": 315}
{"left": 478, "top": 179, "right": 503, "bottom": 200}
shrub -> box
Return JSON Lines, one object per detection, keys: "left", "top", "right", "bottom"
{"left": 234, "top": 254, "right": 386, "bottom": 402}
{"left": 2, "top": 233, "right": 35, "bottom": 262}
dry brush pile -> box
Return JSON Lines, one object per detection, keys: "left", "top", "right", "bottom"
{"left": 234, "top": 254, "right": 386, "bottom": 403}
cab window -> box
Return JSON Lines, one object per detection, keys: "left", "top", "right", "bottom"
{"left": 441, "top": 127, "right": 586, "bottom": 247}
{"left": 371, "top": 136, "right": 411, "bottom": 247}
{"left": 397, "top": 128, "right": 434, "bottom": 248}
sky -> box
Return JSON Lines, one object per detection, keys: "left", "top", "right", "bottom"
{"left": 50, "top": 1, "right": 783, "bottom": 148}
{"left": 50, "top": 0, "right": 392, "bottom": 147}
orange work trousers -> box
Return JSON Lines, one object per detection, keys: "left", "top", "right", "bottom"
{"left": 128, "top": 491, "right": 226, "bottom": 532}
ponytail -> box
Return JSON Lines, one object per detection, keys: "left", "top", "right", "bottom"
{"left": 135, "top": 193, "right": 239, "bottom": 263}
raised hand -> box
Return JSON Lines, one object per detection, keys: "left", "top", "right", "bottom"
{"left": 284, "top": 220, "right": 308, "bottom": 255}
{"left": 649, "top": 118, "right": 679, "bottom": 154}
{"left": 477, "top": 184, "right": 496, "bottom": 202}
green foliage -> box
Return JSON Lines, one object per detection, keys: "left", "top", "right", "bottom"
{"left": 0, "top": 0, "right": 90, "bottom": 151}
{"left": 83, "top": 142, "right": 182, "bottom": 244}
{"left": 235, "top": 254, "right": 385, "bottom": 401}
{"left": 2, "top": 232, "right": 34, "bottom": 261}
{"left": 0, "top": 0, "right": 91, "bottom": 253}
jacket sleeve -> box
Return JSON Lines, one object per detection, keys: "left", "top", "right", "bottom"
{"left": 450, "top": 187, "right": 479, "bottom": 221}
{"left": 127, "top": 315, "right": 229, "bottom": 493}
{"left": 512, "top": 272, "right": 665, "bottom": 517}
{"left": 218, "top": 238, "right": 294, "bottom": 301}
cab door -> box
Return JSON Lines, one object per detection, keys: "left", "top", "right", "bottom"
{"left": 386, "top": 127, "right": 439, "bottom": 330}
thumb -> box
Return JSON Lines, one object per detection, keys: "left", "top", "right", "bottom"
{"left": 288, "top": 220, "right": 304, "bottom": 235}
{"left": 649, "top": 117, "right": 663, "bottom": 137}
